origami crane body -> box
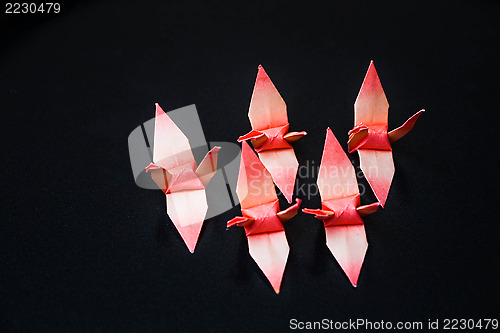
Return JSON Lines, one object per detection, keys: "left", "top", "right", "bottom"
{"left": 228, "top": 141, "right": 301, "bottom": 293}
{"left": 303, "top": 128, "right": 379, "bottom": 287}
{"left": 238, "top": 65, "right": 307, "bottom": 203}
{"left": 348, "top": 61, "right": 424, "bottom": 207}
{"left": 146, "top": 104, "right": 221, "bottom": 253}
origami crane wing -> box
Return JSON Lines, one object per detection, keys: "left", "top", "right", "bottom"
{"left": 303, "top": 128, "right": 378, "bottom": 287}
{"left": 248, "top": 65, "right": 288, "bottom": 130}
{"left": 236, "top": 140, "right": 278, "bottom": 210}
{"left": 354, "top": 61, "right": 389, "bottom": 127}
{"left": 350, "top": 61, "right": 423, "bottom": 207}
{"left": 238, "top": 66, "right": 306, "bottom": 203}
{"left": 228, "top": 141, "right": 301, "bottom": 293}
{"left": 317, "top": 128, "right": 359, "bottom": 202}
{"left": 146, "top": 104, "right": 220, "bottom": 253}
{"left": 152, "top": 103, "right": 197, "bottom": 171}
{"left": 357, "top": 150, "right": 393, "bottom": 207}
{"left": 324, "top": 224, "right": 368, "bottom": 287}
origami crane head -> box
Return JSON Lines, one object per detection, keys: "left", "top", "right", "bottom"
{"left": 146, "top": 104, "right": 221, "bottom": 253}
{"left": 347, "top": 61, "right": 424, "bottom": 207}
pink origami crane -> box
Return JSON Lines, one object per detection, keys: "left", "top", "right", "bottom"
{"left": 303, "top": 128, "right": 379, "bottom": 287}
{"left": 348, "top": 61, "right": 424, "bottom": 207}
{"left": 227, "top": 141, "right": 301, "bottom": 293}
{"left": 238, "top": 65, "right": 307, "bottom": 203}
{"left": 145, "top": 104, "right": 221, "bottom": 253}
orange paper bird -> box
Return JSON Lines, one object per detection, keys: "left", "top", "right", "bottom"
{"left": 348, "top": 61, "right": 424, "bottom": 207}
{"left": 227, "top": 141, "right": 301, "bottom": 293}
{"left": 303, "top": 128, "right": 379, "bottom": 287}
{"left": 145, "top": 104, "right": 221, "bottom": 253}
{"left": 238, "top": 65, "right": 307, "bottom": 203}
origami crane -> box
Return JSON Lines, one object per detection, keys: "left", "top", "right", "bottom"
{"left": 348, "top": 61, "right": 424, "bottom": 207}
{"left": 145, "top": 103, "right": 221, "bottom": 253}
{"left": 227, "top": 141, "right": 301, "bottom": 293}
{"left": 238, "top": 65, "right": 307, "bottom": 203}
{"left": 303, "top": 128, "right": 379, "bottom": 287}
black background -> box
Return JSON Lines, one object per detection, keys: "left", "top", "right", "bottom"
{"left": 1, "top": 1, "right": 498, "bottom": 331}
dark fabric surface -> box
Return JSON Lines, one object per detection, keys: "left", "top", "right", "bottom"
{"left": 1, "top": 1, "right": 498, "bottom": 331}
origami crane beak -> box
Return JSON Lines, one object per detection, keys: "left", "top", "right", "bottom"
{"left": 347, "top": 126, "right": 369, "bottom": 153}
{"left": 302, "top": 208, "right": 335, "bottom": 220}
{"left": 145, "top": 163, "right": 172, "bottom": 193}
{"left": 227, "top": 216, "right": 255, "bottom": 228}
{"left": 277, "top": 198, "right": 302, "bottom": 223}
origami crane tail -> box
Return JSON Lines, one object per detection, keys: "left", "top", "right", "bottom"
{"left": 247, "top": 231, "right": 289, "bottom": 294}
{"left": 388, "top": 109, "right": 425, "bottom": 143}
{"left": 284, "top": 131, "right": 307, "bottom": 143}
{"left": 358, "top": 150, "right": 394, "bottom": 207}
{"left": 325, "top": 224, "right": 368, "bottom": 287}
{"left": 356, "top": 202, "right": 380, "bottom": 217}
{"left": 166, "top": 189, "right": 208, "bottom": 253}
{"left": 258, "top": 148, "right": 298, "bottom": 203}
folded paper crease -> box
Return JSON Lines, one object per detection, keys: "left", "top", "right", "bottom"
{"left": 237, "top": 65, "right": 306, "bottom": 203}
{"left": 351, "top": 61, "right": 424, "bottom": 207}
{"left": 228, "top": 141, "right": 301, "bottom": 293}
{"left": 145, "top": 103, "right": 221, "bottom": 253}
{"left": 303, "top": 128, "right": 379, "bottom": 287}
